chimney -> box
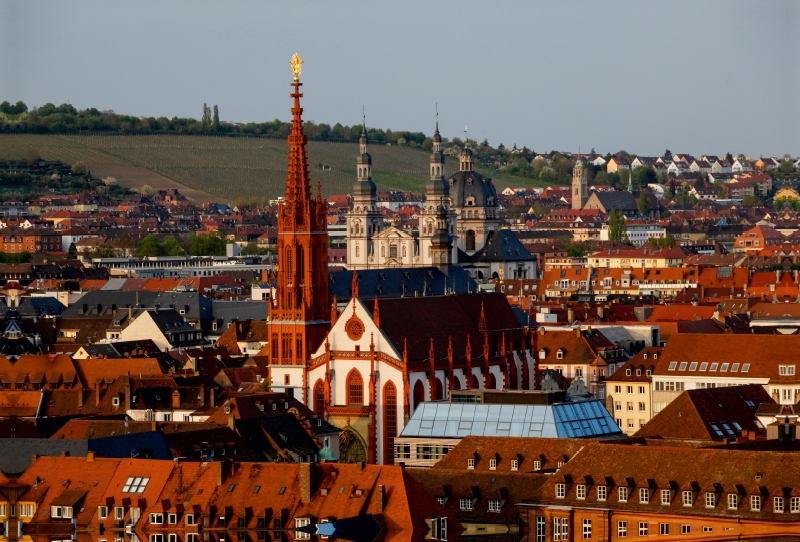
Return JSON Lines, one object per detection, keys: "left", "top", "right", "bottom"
{"left": 299, "top": 463, "right": 315, "bottom": 503}
{"left": 95, "top": 381, "right": 101, "bottom": 407}
{"left": 597, "top": 306, "right": 604, "bottom": 319}
{"left": 32, "top": 454, "right": 39, "bottom": 463}
{"left": 227, "top": 414, "right": 235, "bottom": 431}
{"left": 209, "top": 388, "right": 215, "bottom": 406}
{"left": 376, "top": 484, "right": 386, "bottom": 513}
{"left": 87, "top": 452, "right": 95, "bottom": 462}
{"left": 567, "top": 308, "right": 575, "bottom": 323}
{"left": 77, "top": 389, "right": 84, "bottom": 408}
{"left": 61, "top": 451, "right": 70, "bottom": 457}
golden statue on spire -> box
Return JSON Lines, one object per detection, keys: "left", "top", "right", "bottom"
{"left": 289, "top": 53, "right": 303, "bottom": 82}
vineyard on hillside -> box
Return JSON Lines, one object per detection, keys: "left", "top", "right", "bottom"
{"left": 0, "top": 133, "right": 539, "bottom": 203}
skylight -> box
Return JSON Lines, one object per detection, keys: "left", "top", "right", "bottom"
{"left": 679, "top": 362, "right": 688, "bottom": 371}
{"left": 689, "top": 362, "right": 698, "bottom": 371}
{"left": 700, "top": 363, "right": 708, "bottom": 371}
{"left": 731, "top": 363, "right": 740, "bottom": 372}
{"left": 742, "top": 364, "right": 750, "bottom": 373}
{"left": 122, "top": 477, "right": 150, "bottom": 493}
{"left": 720, "top": 363, "right": 729, "bottom": 372}
{"left": 710, "top": 363, "right": 719, "bottom": 371}
{"left": 668, "top": 362, "right": 678, "bottom": 371}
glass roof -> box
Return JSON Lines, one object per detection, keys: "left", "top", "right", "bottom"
{"left": 399, "top": 399, "right": 621, "bottom": 439}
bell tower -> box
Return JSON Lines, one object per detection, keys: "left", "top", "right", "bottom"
{"left": 268, "top": 54, "right": 331, "bottom": 403}
{"left": 346, "top": 112, "right": 383, "bottom": 269}
{"left": 572, "top": 158, "right": 588, "bottom": 210}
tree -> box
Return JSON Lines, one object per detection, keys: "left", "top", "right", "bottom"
{"left": 202, "top": 103, "right": 211, "bottom": 127}
{"left": 725, "top": 152, "right": 733, "bottom": 163}
{"left": 140, "top": 184, "right": 154, "bottom": 196}
{"left": 638, "top": 192, "right": 648, "bottom": 215}
{"left": 87, "top": 241, "right": 118, "bottom": 259}
{"left": 531, "top": 201, "right": 549, "bottom": 217}
{"left": 213, "top": 105, "right": 220, "bottom": 131}
{"left": 565, "top": 244, "right": 586, "bottom": 257}
{"left": 664, "top": 149, "right": 672, "bottom": 160}
{"left": 71, "top": 162, "right": 87, "bottom": 175}
{"left": 189, "top": 231, "right": 227, "bottom": 256}
{"left": 67, "top": 242, "right": 77, "bottom": 259}
{"left": 136, "top": 234, "right": 164, "bottom": 258}
{"left": 632, "top": 166, "right": 656, "bottom": 187}
{"left": 741, "top": 195, "right": 762, "bottom": 206}
{"left": 780, "top": 160, "right": 795, "bottom": 174}
{"left": 607, "top": 210, "right": 630, "bottom": 243}
{"left": 241, "top": 241, "right": 260, "bottom": 255}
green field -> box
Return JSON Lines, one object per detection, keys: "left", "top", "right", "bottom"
{"left": 0, "top": 133, "right": 544, "bottom": 203}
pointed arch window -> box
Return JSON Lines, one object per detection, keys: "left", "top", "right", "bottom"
{"left": 314, "top": 379, "right": 325, "bottom": 417}
{"left": 383, "top": 382, "right": 397, "bottom": 464}
{"left": 347, "top": 370, "right": 363, "bottom": 405}
{"left": 412, "top": 379, "right": 425, "bottom": 412}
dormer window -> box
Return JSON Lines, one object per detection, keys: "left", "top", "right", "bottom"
{"left": 510, "top": 459, "right": 518, "bottom": 471}
{"left": 467, "top": 458, "right": 475, "bottom": 470}
{"left": 489, "top": 459, "right": 497, "bottom": 470}
{"left": 556, "top": 349, "right": 564, "bottom": 360}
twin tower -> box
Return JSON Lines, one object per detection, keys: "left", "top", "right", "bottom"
{"left": 346, "top": 120, "right": 501, "bottom": 270}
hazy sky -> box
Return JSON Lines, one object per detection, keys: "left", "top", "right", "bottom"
{"left": 2, "top": 1, "right": 798, "bottom": 157}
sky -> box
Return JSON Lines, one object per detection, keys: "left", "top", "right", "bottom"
{"left": 2, "top": 1, "right": 798, "bottom": 157}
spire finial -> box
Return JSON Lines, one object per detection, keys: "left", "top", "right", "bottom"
{"left": 435, "top": 102, "right": 439, "bottom": 130}
{"left": 289, "top": 53, "right": 303, "bottom": 82}
{"left": 362, "top": 105, "right": 365, "bottom": 129}
{"left": 464, "top": 125, "right": 468, "bottom": 148}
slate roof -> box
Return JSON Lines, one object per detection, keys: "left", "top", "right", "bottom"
{"left": 460, "top": 229, "right": 537, "bottom": 263}
{"left": 589, "top": 190, "right": 638, "bottom": 212}
{"left": 234, "top": 413, "right": 321, "bottom": 462}
{"left": 0, "top": 438, "right": 88, "bottom": 474}
{"left": 209, "top": 300, "right": 269, "bottom": 331}
{"left": 329, "top": 266, "right": 478, "bottom": 301}
{"left": 62, "top": 290, "right": 213, "bottom": 321}
{"left": 88, "top": 430, "right": 173, "bottom": 460}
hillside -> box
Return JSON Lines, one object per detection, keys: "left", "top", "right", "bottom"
{"left": 0, "top": 133, "right": 545, "bottom": 203}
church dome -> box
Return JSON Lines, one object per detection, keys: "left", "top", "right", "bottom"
{"left": 357, "top": 152, "right": 372, "bottom": 165}
{"left": 447, "top": 170, "right": 498, "bottom": 209}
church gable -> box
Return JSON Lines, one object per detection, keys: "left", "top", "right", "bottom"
{"left": 312, "top": 297, "right": 402, "bottom": 361}
{"left": 372, "top": 226, "right": 413, "bottom": 240}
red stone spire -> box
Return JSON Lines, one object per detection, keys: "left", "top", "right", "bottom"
{"left": 267, "top": 61, "right": 331, "bottom": 399}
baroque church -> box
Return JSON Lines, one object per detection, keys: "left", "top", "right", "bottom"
{"left": 266, "top": 61, "right": 536, "bottom": 465}
{"left": 346, "top": 119, "right": 508, "bottom": 274}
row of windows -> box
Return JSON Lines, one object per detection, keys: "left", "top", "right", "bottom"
{"left": 615, "top": 385, "right": 648, "bottom": 395}
{"left": 614, "top": 401, "right": 647, "bottom": 412}
{"left": 556, "top": 483, "right": 800, "bottom": 513}
{"left": 457, "top": 497, "right": 503, "bottom": 512}
{"left": 537, "top": 516, "right": 724, "bottom": 542}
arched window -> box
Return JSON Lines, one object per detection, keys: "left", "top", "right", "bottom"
{"left": 286, "top": 249, "right": 293, "bottom": 278}
{"left": 347, "top": 370, "right": 363, "bottom": 405}
{"left": 381, "top": 245, "right": 385, "bottom": 257}
{"left": 297, "top": 246, "right": 305, "bottom": 279}
{"left": 412, "top": 379, "right": 425, "bottom": 412}
{"left": 435, "top": 377, "right": 444, "bottom": 400}
{"left": 383, "top": 382, "right": 397, "bottom": 464}
{"left": 470, "top": 373, "right": 481, "bottom": 389}
{"left": 466, "top": 230, "right": 476, "bottom": 251}
{"left": 314, "top": 379, "right": 325, "bottom": 417}
{"left": 402, "top": 245, "right": 407, "bottom": 257}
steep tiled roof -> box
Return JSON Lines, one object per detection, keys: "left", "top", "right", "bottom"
{"left": 654, "top": 334, "right": 800, "bottom": 380}
{"left": 434, "top": 435, "right": 587, "bottom": 473}
{"left": 532, "top": 442, "right": 800, "bottom": 521}
{"left": 635, "top": 384, "right": 773, "bottom": 440}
